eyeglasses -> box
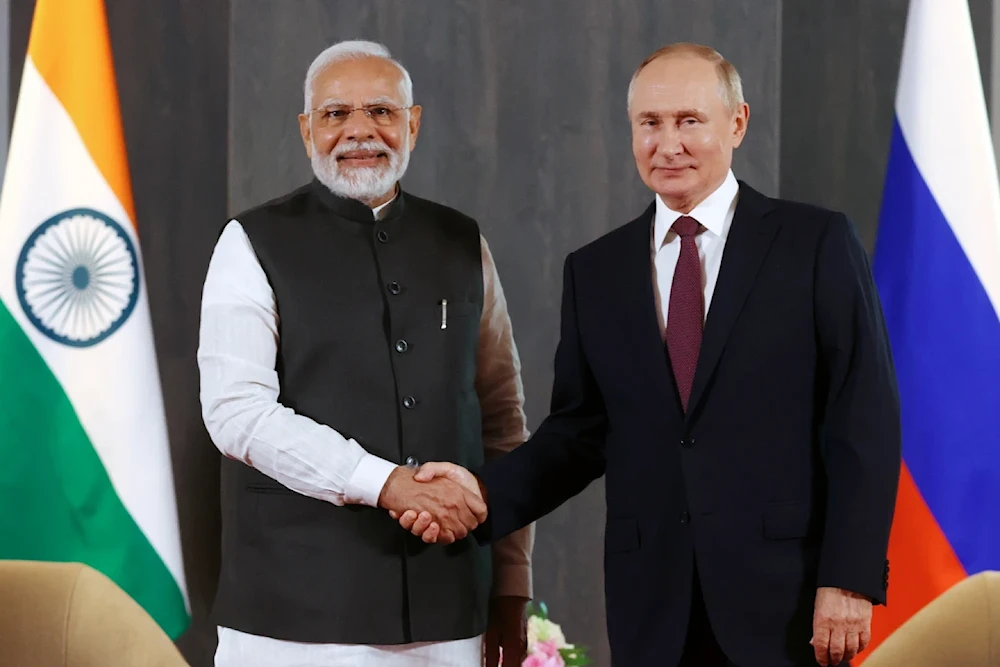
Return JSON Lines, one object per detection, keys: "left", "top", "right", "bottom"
{"left": 308, "top": 104, "right": 411, "bottom": 128}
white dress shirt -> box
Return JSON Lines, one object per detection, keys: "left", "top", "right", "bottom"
{"left": 198, "top": 192, "right": 533, "bottom": 666}
{"left": 651, "top": 169, "right": 740, "bottom": 335}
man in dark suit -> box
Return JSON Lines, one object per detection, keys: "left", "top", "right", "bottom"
{"left": 391, "top": 42, "right": 901, "bottom": 667}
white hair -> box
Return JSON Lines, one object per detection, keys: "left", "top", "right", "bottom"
{"left": 303, "top": 40, "right": 413, "bottom": 112}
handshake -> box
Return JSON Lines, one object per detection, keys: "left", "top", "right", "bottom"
{"left": 377, "top": 462, "right": 486, "bottom": 544}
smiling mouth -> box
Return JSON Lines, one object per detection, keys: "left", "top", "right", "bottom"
{"left": 337, "top": 150, "right": 388, "bottom": 163}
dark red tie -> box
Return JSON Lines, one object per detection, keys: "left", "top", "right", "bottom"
{"left": 666, "top": 216, "right": 704, "bottom": 412}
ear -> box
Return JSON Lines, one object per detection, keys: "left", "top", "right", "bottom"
{"left": 298, "top": 113, "right": 313, "bottom": 158}
{"left": 407, "top": 105, "right": 422, "bottom": 151}
{"left": 731, "top": 102, "right": 750, "bottom": 149}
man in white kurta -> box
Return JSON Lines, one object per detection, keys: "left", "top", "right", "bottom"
{"left": 198, "top": 39, "right": 534, "bottom": 667}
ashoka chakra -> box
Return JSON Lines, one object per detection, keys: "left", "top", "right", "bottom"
{"left": 15, "top": 208, "right": 140, "bottom": 348}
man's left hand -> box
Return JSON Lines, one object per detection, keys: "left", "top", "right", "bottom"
{"left": 484, "top": 596, "right": 528, "bottom": 667}
{"left": 811, "top": 586, "right": 872, "bottom": 666}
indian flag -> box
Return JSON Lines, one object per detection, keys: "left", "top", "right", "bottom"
{"left": 0, "top": 0, "right": 189, "bottom": 638}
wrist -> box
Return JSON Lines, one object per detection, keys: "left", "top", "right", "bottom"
{"left": 377, "top": 466, "right": 406, "bottom": 510}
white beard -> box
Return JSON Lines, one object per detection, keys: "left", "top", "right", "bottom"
{"left": 311, "top": 138, "right": 410, "bottom": 205}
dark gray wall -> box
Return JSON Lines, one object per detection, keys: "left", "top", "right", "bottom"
{"left": 9, "top": 1, "right": 229, "bottom": 665}
{"left": 780, "top": 0, "right": 992, "bottom": 250}
{"left": 229, "top": 2, "right": 781, "bottom": 665}
{"left": 6, "top": 1, "right": 995, "bottom": 665}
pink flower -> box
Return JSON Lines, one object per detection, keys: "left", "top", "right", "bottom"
{"left": 521, "top": 653, "right": 564, "bottom": 667}
{"left": 535, "top": 640, "right": 562, "bottom": 658}
{"left": 520, "top": 640, "right": 565, "bottom": 667}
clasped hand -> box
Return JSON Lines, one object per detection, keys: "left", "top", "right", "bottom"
{"left": 378, "top": 463, "right": 484, "bottom": 544}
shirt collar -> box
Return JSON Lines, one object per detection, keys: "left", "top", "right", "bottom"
{"left": 653, "top": 169, "right": 739, "bottom": 250}
{"left": 372, "top": 185, "right": 400, "bottom": 219}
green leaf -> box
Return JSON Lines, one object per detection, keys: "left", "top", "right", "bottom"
{"left": 538, "top": 600, "right": 549, "bottom": 619}
{"left": 559, "top": 646, "right": 591, "bottom": 666}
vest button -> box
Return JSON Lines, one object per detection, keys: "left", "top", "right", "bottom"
{"left": 680, "top": 438, "right": 695, "bottom": 448}
{"left": 680, "top": 511, "right": 690, "bottom": 524}
{"left": 376, "top": 230, "right": 389, "bottom": 243}
{"left": 387, "top": 281, "right": 401, "bottom": 295}
{"left": 395, "top": 340, "right": 408, "bottom": 353}
{"left": 402, "top": 396, "right": 416, "bottom": 409}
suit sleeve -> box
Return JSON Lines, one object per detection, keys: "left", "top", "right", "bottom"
{"left": 474, "top": 252, "right": 608, "bottom": 545}
{"left": 814, "top": 212, "right": 902, "bottom": 604}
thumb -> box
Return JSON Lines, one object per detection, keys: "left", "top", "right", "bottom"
{"left": 413, "top": 462, "right": 457, "bottom": 482}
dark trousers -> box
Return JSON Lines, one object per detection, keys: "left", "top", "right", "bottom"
{"left": 679, "top": 569, "right": 736, "bottom": 667}
{"left": 678, "top": 569, "right": 850, "bottom": 667}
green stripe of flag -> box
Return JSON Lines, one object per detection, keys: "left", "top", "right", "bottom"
{"left": 0, "top": 298, "right": 189, "bottom": 639}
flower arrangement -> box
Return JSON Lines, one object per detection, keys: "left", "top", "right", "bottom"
{"left": 512, "top": 601, "right": 591, "bottom": 666}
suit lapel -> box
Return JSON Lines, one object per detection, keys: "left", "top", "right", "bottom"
{"left": 618, "top": 203, "right": 683, "bottom": 411}
{"left": 686, "top": 182, "right": 780, "bottom": 419}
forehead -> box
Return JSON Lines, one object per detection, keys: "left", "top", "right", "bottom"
{"left": 310, "top": 56, "right": 405, "bottom": 106}
{"left": 630, "top": 55, "right": 725, "bottom": 114}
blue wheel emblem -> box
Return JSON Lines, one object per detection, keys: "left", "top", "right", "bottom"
{"left": 15, "top": 208, "right": 140, "bottom": 348}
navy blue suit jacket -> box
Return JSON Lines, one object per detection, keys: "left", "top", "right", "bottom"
{"left": 475, "top": 183, "right": 901, "bottom": 667}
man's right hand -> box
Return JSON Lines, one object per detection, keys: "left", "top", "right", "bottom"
{"left": 378, "top": 465, "right": 487, "bottom": 544}
{"left": 388, "top": 462, "right": 484, "bottom": 544}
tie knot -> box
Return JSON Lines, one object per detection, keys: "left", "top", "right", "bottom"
{"left": 672, "top": 216, "right": 701, "bottom": 238}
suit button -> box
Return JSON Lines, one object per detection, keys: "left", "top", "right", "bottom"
{"left": 680, "top": 511, "right": 690, "bottom": 524}
{"left": 388, "top": 281, "right": 401, "bottom": 295}
{"left": 680, "top": 438, "right": 695, "bottom": 448}
{"left": 376, "top": 230, "right": 389, "bottom": 243}
{"left": 395, "top": 340, "right": 409, "bottom": 353}
{"left": 405, "top": 456, "right": 419, "bottom": 467}
{"left": 402, "top": 396, "right": 416, "bottom": 409}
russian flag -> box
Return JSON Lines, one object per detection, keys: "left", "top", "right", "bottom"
{"left": 864, "top": 0, "right": 1000, "bottom": 659}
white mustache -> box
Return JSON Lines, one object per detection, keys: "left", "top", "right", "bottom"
{"left": 334, "top": 141, "right": 392, "bottom": 160}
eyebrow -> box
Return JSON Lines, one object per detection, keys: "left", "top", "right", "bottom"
{"left": 315, "top": 96, "right": 400, "bottom": 108}
{"left": 672, "top": 108, "right": 707, "bottom": 119}
{"left": 635, "top": 108, "right": 708, "bottom": 121}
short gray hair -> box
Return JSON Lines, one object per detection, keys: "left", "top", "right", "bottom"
{"left": 303, "top": 40, "right": 414, "bottom": 112}
{"left": 627, "top": 42, "right": 744, "bottom": 114}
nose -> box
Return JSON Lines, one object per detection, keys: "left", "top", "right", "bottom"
{"left": 342, "top": 110, "right": 377, "bottom": 141}
{"left": 658, "top": 126, "right": 684, "bottom": 156}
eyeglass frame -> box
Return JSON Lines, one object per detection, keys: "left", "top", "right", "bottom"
{"left": 306, "top": 102, "right": 414, "bottom": 128}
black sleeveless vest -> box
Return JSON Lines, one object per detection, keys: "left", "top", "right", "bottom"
{"left": 212, "top": 180, "right": 490, "bottom": 644}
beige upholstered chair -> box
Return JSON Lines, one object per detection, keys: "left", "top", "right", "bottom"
{"left": 0, "top": 560, "right": 188, "bottom": 666}
{"left": 863, "top": 570, "right": 1000, "bottom": 667}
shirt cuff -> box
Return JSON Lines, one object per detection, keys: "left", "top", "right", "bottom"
{"left": 344, "top": 454, "right": 398, "bottom": 507}
{"left": 492, "top": 563, "right": 533, "bottom": 599}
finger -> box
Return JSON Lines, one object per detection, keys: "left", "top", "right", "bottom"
{"left": 828, "top": 628, "right": 846, "bottom": 665}
{"left": 446, "top": 517, "right": 469, "bottom": 540}
{"left": 844, "top": 632, "right": 860, "bottom": 663}
{"left": 421, "top": 522, "right": 440, "bottom": 544}
{"left": 398, "top": 510, "right": 418, "bottom": 530}
{"left": 413, "top": 462, "right": 454, "bottom": 482}
{"left": 458, "top": 504, "right": 479, "bottom": 532}
{"left": 813, "top": 628, "right": 831, "bottom": 666}
{"left": 409, "top": 512, "right": 434, "bottom": 537}
{"left": 438, "top": 528, "right": 456, "bottom": 544}
{"left": 484, "top": 629, "right": 500, "bottom": 667}
{"left": 859, "top": 628, "right": 872, "bottom": 652}
{"left": 504, "top": 632, "right": 527, "bottom": 666}
{"left": 440, "top": 505, "right": 473, "bottom": 538}
{"left": 389, "top": 510, "right": 398, "bottom": 519}
{"left": 466, "top": 492, "right": 488, "bottom": 522}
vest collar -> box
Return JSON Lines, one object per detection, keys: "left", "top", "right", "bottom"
{"left": 311, "top": 178, "right": 406, "bottom": 223}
